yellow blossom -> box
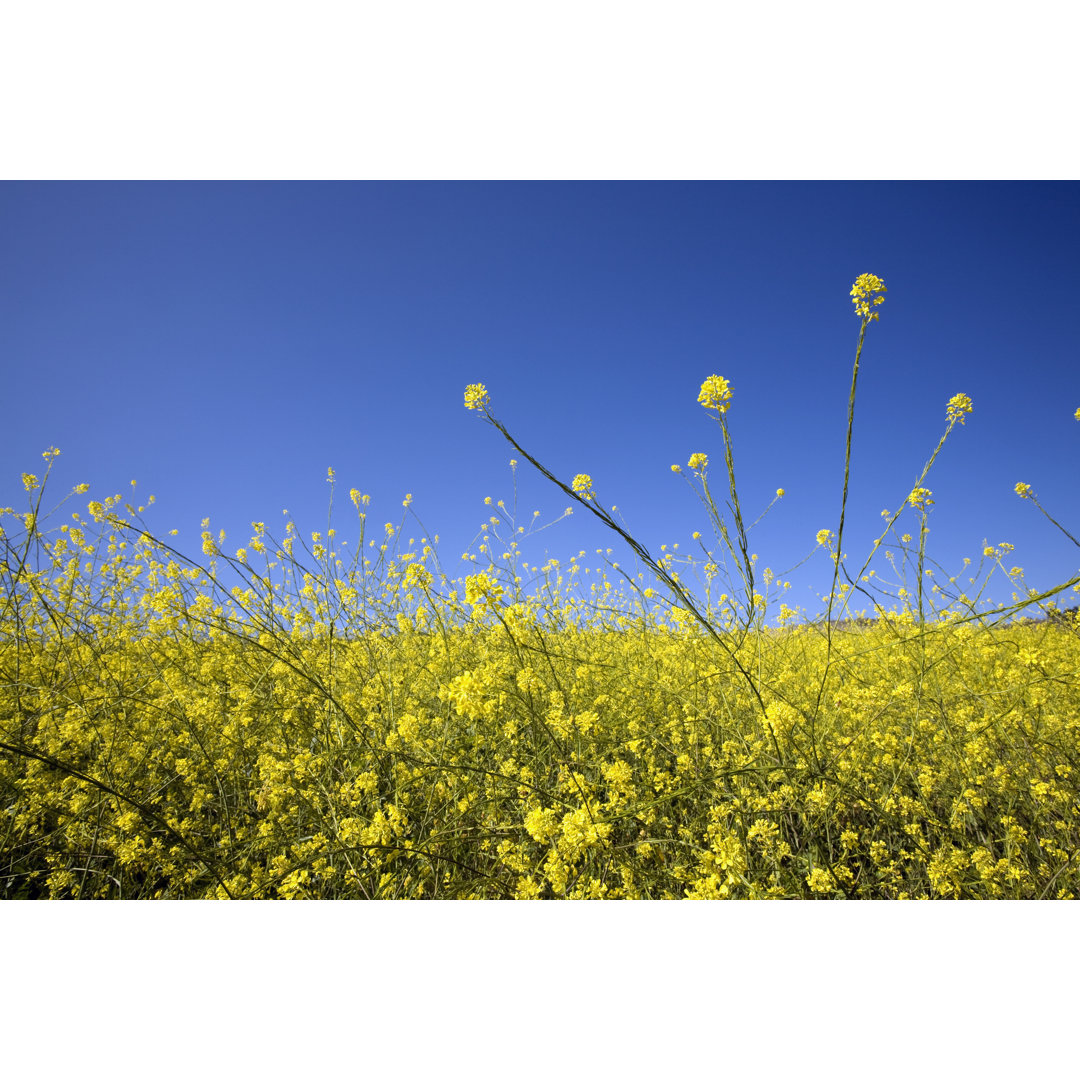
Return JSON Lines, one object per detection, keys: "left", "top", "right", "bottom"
{"left": 698, "top": 375, "right": 733, "bottom": 413}
{"left": 776, "top": 488, "right": 785, "bottom": 498}
{"left": 687, "top": 453, "right": 708, "bottom": 471}
{"left": 572, "top": 474, "right": 594, "bottom": 501}
{"left": 850, "top": 273, "right": 886, "bottom": 320}
{"left": 815, "top": 529, "right": 833, "bottom": 547}
{"left": 464, "top": 383, "right": 490, "bottom": 411}
{"left": 946, "top": 393, "right": 973, "bottom": 424}
{"left": 908, "top": 487, "right": 934, "bottom": 510}
{"left": 1014, "top": 482, "right": 1034, "bottom": 499}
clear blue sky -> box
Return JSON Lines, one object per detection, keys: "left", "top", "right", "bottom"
{"left": 3, "top": 182, "right": 1078, "bottom": 617}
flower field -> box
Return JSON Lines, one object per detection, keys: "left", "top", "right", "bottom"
{"left": 3, "top": 276, "right": 1079, "bottom": 899}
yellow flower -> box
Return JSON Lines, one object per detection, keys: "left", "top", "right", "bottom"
{"left": 815, "top": 529, "right": 833, "bottom": 547}
{"left": 1014, "top": 482, "right": 1034, "bottom": 499}
{"left": 850, "top": 273, "right": 887, "bottom": 320}
{"left": 21, "top": 473, "right": 39, "bottom": 492}
{"left": 464, "top": 572, "right": 504, "bottom": 609}
{"left": 698, "top": 375, "right": 733, "bottom": 413}
{"left": 1074, "top": 407, "right": 1080, "bottom": 421}
{"left": 671, "top": 464, "right": 682, "bottom": 474}
{"left": 806, "top": 867, "right": 834, "bottom": 894}
{"left": 572, "top": 474, "right": 594, "bottom": 501}
{"left": 908, "top": 487, "right": 934, "bottom": 510}
{"left": 946, "top": 393, "right": 973, "bottom": 424}
{"left": 776, "top": 488, "right": 785, "bottom": 498}
{"left": 687, "top": 453, "right": 708, "bottom": 471}
{"left": 464, "top": 383, "right": 490, "bottom": 411}
{"left": 983, "top": 546, "right": 996, "bottom": 558}
{"left": 404, "top": 562, "right": 433, "bottom": 591}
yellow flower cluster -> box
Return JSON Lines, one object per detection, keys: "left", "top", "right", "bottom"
{"left": 463, "top": 571, "right": 504, "bottom": 612}
{"left": 1014, "top": 482, "right": 1034, "bottom": 499}
{"left": 908, "top": 487, "right": 934, "bottom": 510}
{"left": 697, "top": 375, "right": 733, "bottom": 413}
{"left": 687, "top": 453, "right": 708, "bottom": 471}
{"left": 572, "top": 474, "right": 595, "bottom": 501}
{"left": 946, "top": 393, "right": 973, "bottom": 424}
{"left": 464, "top": 383, "right": 490, "bottom": 411}
{"left": 850, "top": 273, "right": 887, "bottom": 320}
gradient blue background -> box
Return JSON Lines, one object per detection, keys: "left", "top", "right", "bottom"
{"left": 3, "top": 182, "right": 1077, "bottom": 616}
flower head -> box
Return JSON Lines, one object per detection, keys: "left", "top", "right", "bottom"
{"left": 1074, "top": 407, "right": 1080, "bottom": 422}
{"left": 908, "top": 487, "right": 934, "bottom": 510}
{"left": 850, "top": 273, "right": 887, "bottom": 320}
{"left": 816, "top": 528, "right": 833, "bottom": 547}
{"left": 946, "top": 393, "right": 973, "bottom": 424}
{"left": 698, "top": 375, "right": 733, "bottom": 413}
{"left": 687, "top": 453, "right": 708, "bottom": 471}
{"left": 776, "top": 488, "right": 785, "bottom": 498}
{"left": 404, "top": 562, "right": 433, "bottom": 591}
{"left": 464, "top": 571, "right": 504, "bottom": 610}
{"left": 1015, "top": 482, "right": 1034, "bottom": 500}
{"left": 464, "top": 383, "right": 490, "bottom": 411}
{"left": 572, "top": 474, "right": 595, "bottom": 501}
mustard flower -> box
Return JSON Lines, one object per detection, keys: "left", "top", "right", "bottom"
{"left": 698, "top": 375, "right": 733, "bottom": 413}
{"left": 1074, "top": 407, "right": 1080, "bottom": 421}
{"left": 21, "top": 473, "right": 39, "bottom": 492}
{"left": 815, "top": 529, "right": 833, "bottom": 546}
{"left": 464, "top": 383, "right": 490, "bottom": 411}
{"left": 850, "top": 273, "right": 887, "bottom": 320}
{"left": 404, "top": 562, "right": 433, "bottom": 591}
{"left": 671, "top": 464, "right": 682, "bottom": 474}
{"left": 464, "top": 571, "right": 504, "bottom": 607}
{"left": 776, "top": 488, "right": 785, "bottom": 498}
{"left": 572, "top": 474, "right": 595, "bottom": 501}
{"left": 806, "top": 867, "right": 834, "bottom": 894}
{"left": 1015, "top": 482, "right": 1034, "bottom": 499}
{"left": 687, "top": 453, "right": 708, "bottom": 471}
{"left": 946, "top": 393, "right": 973, "bottom": 424}
{"left": 908, "top": 487, "right": 934, "bottom": 510}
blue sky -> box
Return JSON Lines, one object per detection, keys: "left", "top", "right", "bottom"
{"left": 3, "top": 181, "right": 1078, "bottom": 618}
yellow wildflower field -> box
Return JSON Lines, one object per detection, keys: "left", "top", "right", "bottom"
{"left": 3, "top": 276, "right": 1078, "bottom": 899}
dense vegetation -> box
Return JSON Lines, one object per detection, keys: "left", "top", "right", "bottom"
{"left": 4, "top": 275, "right": 1078, "bottom": 898}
